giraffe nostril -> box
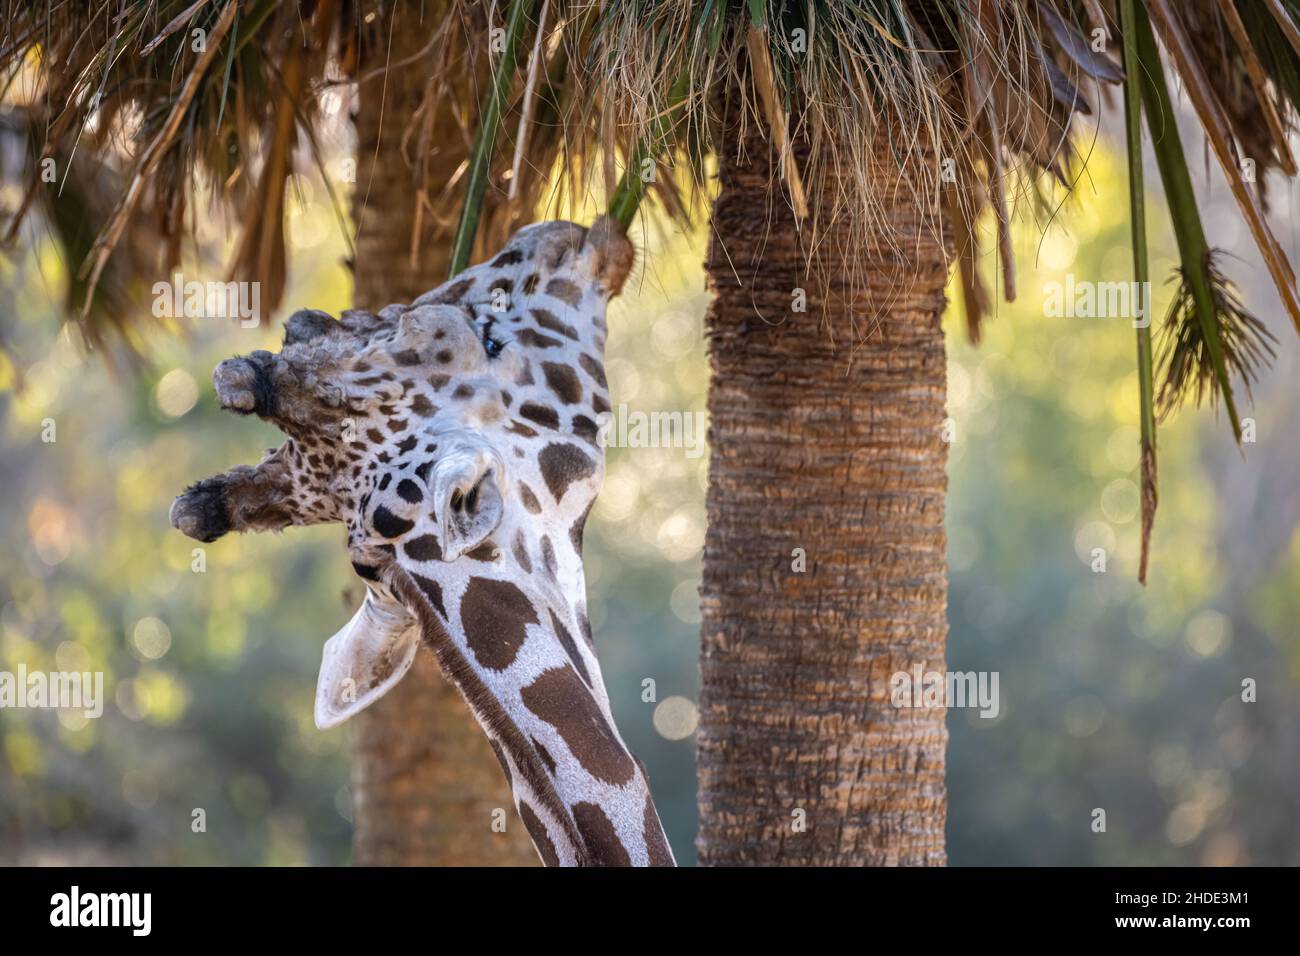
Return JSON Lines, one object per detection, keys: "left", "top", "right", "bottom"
{"left": 466, "top": 485, "right": 479, "bottom": 512}
{"left": 450, "top": 490, "right": 464, "bottom": 512}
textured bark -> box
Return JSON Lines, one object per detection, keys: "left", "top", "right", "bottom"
{"left": 348, "top": 11, "right": 536, "bottom": 866}
{"left": 696, "top": 87, "right": 951, "bottom": 865}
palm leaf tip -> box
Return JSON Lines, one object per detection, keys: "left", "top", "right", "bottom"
{"left": 1139, "top": 439, "right": 1157, "bottom": 585}
{"left": 1154, "top": 252, "right": 1279, "bottom": 427}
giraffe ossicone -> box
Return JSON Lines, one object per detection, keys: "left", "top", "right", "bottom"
{"left": 170, "top": 216, "right": 674, "bottom": 867}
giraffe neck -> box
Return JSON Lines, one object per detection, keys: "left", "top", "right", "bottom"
{"left": 391, "top": 568, "right": 674, "bottom": 866}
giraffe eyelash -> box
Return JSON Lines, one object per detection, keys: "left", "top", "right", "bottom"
{"left": 462, "top": 305, "right": 507, "bottom": 359}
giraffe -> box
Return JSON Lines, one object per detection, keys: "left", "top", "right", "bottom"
{"left": 169, "top": 216, "right": 675, "bottom": 867}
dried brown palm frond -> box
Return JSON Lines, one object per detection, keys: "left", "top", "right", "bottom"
{"left": 0, "top": 107, "right": 165, "bottom": 352}
{"left": 0, "top": 0, "right": 570, "bottom": 347}
{"left": 1, "top": 0, "right": 336, "bottom": 346}
{"left": 1143, "top": 0, "right": 1300, "bottom": 329}
{"left": 572, "top": 0, "right": 1102, "bottom": 341}
{"left": 6, "top": 1, "right": 1297, "bottom": 353}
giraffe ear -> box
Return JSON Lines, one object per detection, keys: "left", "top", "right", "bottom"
{"left": 314, "top": 592, "right": 419, "bottom": 729}
{"left": 580, "top": 216, "right": 634, "bottom": 297}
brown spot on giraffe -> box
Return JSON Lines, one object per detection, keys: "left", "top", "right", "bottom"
{"left": 538, "top": 442, "right": 596, "bottom": 502}
{"left": 549, "top": 608, "right": 592, "bottom": 687}
{"left": 546, "top": 277, "right": 584, "bottom": 307}
{"left": 411, "top": 572, "right": 447, "bottom": 620}
{"left": 404, "top": 534, "right": 442, "bottom": 562}
{"left": 512, "top": 531, "right": 533, "bottom": 572}
{"left": 519, "top": 802, "right": 560, "bottom": 867}
{"left": 519, "top": 483, "right": 542, "bottom": 514}
{"left": 506, "top": 420, "right": 539, "bottom": 438}
{"left": 540, "top": 535, "right": 558, "bottom": 580}
{"left": 532, "top": 308, "right": 578, "bottom": 340}
{"left": 459, "top": 577, "right": 538, "bottom": 671}
{"left": 520, "top": 665, "right": 635, "bottom": 786}
{"left": 465, "top": 542, "right": 499, "bottom": 562}
{"left": 519, "top": 402, "right": 560, "bottom": 430}
{"left": 572, "top": 802, "right": 631, "bottom": 866}
{"left": 542, "top": 362, "right": 583, "bottom": 405}
{"left": 517, "top": 329, "right": 564, "bottom": 350}
{"left": 578, "top": 353, "right": 606, "bottom": 388}
{"left": 570, "top": 501, "right": 593, "bottom": 556}
{"left": 532, "top": 737, "right": 558, "bottom": 775}
{"left": 571, "top": 415, "right": 599, "bottom": 446}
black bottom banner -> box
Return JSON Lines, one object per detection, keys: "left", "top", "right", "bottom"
{"left": 0, "top": 865, "right": 1279, "bottom": 941}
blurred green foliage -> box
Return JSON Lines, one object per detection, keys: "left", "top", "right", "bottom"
{"left": 0, "top": 194, "right": 358, "bottom": 862}
{"left": 944, "top": 149, "right": 1300, "bottom": 865}
{"left": 1, "top": 147, "right": 1296, "bottom": 865}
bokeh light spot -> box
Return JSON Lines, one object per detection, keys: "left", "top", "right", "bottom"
{"left": 653, "top": 696, "right": 699, "bottom": 741}
{"left": 132, "top": 616, "right": 172, "bottom": 660}
{"left": 155, "top": 368, "right": 198, "bottom": 418}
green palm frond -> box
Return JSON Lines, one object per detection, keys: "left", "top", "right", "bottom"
{"left": 1132, "top": 1, "right": 1250, "bottom": 442}
{"left": 449, "top": 0, "right": 536, "bottom": 277}
{"left": 1155, "top": 255, "right": 1280, "bottom": 423}
{"left": 1119, "top": 0, "right": 1157, "bottom": 585}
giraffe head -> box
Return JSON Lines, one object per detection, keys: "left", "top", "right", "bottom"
{"left": 172, "top": 216, "right": 629, "bottom": 721}
{"left": 171, "top": 218, "right": 672, "bottom": 865}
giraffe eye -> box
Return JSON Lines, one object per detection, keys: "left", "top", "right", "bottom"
{"left": 479, "top": 316, "right": 506, "bottom": 358}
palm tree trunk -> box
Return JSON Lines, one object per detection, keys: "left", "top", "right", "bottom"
{"left": 348, "top": 11, "right": 536, "bottom": 866}
{"left": 696, "top": 86, "right": 951, "bottom": 865}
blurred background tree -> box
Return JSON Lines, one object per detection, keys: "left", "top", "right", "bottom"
{"left": 2, "top": 1, "right": 1299, "bottom": 866}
